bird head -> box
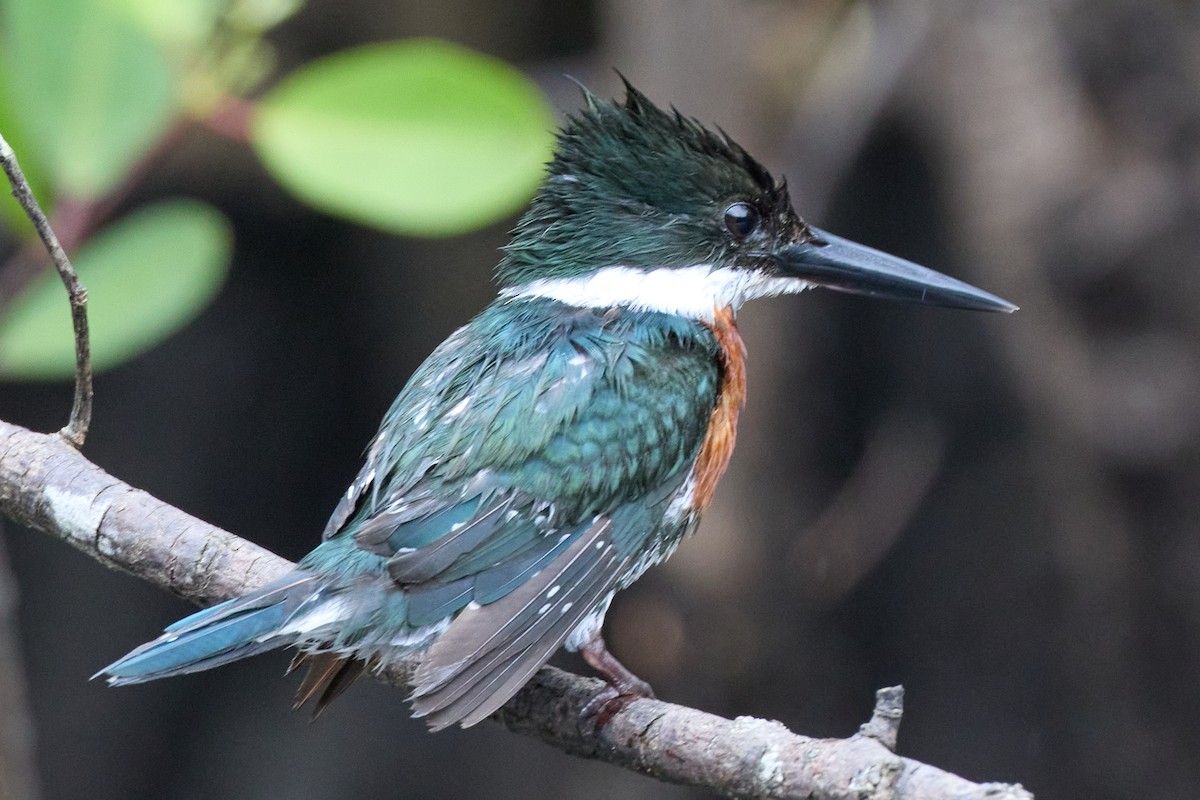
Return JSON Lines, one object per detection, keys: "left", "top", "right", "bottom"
{"left": 498, "top": 81, "right": 1015, "bottom": 318}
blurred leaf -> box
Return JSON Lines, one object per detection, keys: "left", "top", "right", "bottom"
{"left": 252, "top": 38, "right": 554, "bottom": 237}
{"left": 211, "top": 35, "right": 278, "bottom": 99}
{"left": 115, "top": 0, "right": 223, "bottom": 54}
{"left": 0, "top": 0, "right": 176, "bottom": 198}
{"left": 0, "top": 199, "right": 232, "bottom": 379}
{"left": 0, "top": 82, "right": 51, "bottom": 236}
{"left": 227, "top": 0, "right": 304, "bottom": 31}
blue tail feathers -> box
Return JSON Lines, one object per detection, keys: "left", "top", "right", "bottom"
{"left": 99, "top": 573, "right": 323, "bottom": 686}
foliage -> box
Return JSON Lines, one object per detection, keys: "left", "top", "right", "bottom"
{"left": 254, "top": 39, "right": 554, "bottom": 237}
{"left": 0, "top": 0, "right": 554, "bottom": 379}
{"left": 0, "top": 200, "right": 232, "bottom": 377}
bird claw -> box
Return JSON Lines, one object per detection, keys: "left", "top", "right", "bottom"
{"left": 577, "top": 634, "right": 655, "bottom": 731}
{"left": 578, "top": 678, "right": 655, "bottom": 732}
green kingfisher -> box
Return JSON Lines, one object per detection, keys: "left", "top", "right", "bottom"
{"left": 99, "top": 82, "right": 1015, "bottom": 730}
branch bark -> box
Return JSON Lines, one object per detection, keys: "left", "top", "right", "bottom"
{"left": 0, "top": 419, "right": 1031, "bottom": 800}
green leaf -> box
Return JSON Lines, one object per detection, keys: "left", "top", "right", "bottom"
{"left": 252, "top": 38, "right": 554, "bottom": 237}
{"left": 226, "top": 0, "right": 304, "bottom": 31}
{"left": 0, "top": 199, "right": 232, "bottom": 379}
{"left": 0, "top": 0, "right": 176, "bottom": 198}
{"left": 0, "top": 82, "right": 52, "bottom": 235}
{"left": 114, "top": 0, "right": 224, "bottom": 54}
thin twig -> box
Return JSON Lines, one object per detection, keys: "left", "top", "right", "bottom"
{"left": 203, "top": 96, "right": 255, "bottom": 142}
{"left": 0, "top": 419, "right": 1032, "bottom": 800}
{"left": 0, "top": 113, "right": 191, "bottom": 320}
{"left": 0, "top": 135, "right": 92, "bottom": 448}
{"left": 857, "top": 686, "right": 905, "bottom": 753}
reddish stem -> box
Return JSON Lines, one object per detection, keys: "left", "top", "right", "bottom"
{"left": 204, "top": 96, "right": 255, "bottom": 142}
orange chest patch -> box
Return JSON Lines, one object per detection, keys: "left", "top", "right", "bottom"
{"left": 691, "top": 305, "right": 747, "bottom": 511}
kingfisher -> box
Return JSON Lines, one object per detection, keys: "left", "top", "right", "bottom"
{"left": 99, "top": 82, "right": 1015, "bottom": 730}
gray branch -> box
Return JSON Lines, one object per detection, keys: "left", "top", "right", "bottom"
{"left": 0, "top": 419, "right": 1030, "bottom": 800}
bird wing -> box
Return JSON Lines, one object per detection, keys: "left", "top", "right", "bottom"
{"left": 410, "top": 515, "right": 627, "bottom": 729}
{"left": 310, "top": 299, "right": 722, "bottom": 726}
{"left": 407, "top": 472, "right": 687, "bottom": 730}
{"left": 321, "top": 300, "right": 618, "bottom": 544}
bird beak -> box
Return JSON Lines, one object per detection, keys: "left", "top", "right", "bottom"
{"left": 774, "top": 226, "right": 1017, "bottom": 312}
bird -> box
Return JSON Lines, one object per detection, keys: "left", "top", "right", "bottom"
{"left": 99, "top": 81, "right": 1015, "bottom": 731}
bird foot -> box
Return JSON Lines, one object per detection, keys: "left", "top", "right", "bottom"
{"left": 579, "top": 677, "right": 655, "bottom": 731}
{"left": 578, "top": 635, "right": 655, "bottom": 732}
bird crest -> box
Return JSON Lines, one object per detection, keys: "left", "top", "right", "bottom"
{"left": 498, "top": 79, "right": 794, "bottom": 287}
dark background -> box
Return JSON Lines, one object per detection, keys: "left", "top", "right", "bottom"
{"left": 3, "top": 1, "right": 1200, "bottom": 798}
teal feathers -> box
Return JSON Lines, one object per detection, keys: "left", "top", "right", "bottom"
{"left": 101, "top": 296, "right": 726, "bottom": 727}
{"left": 498, "top": 80, "right": 793, "bottom": 286}
{"left": 95, "top": 78, "right": 999, "bottom": 731}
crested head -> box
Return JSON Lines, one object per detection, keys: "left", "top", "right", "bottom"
{"left": 497, "top": 81, "right": 815, "bottom": 319}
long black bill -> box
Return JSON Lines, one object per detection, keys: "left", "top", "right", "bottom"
{"left": 776, "top": 226, "right": 1017, "bottom": 312}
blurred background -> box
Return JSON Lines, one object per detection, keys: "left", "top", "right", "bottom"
{"left": 2, "top": 0, "right": 1199, "bottom": 798}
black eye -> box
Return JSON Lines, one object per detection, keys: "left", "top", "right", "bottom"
{"left": 723, "top": 202, "right": 759, "bottom": 240}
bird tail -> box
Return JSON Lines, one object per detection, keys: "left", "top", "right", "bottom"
{"left": 98, "top": 573, "right": 326, "bottom": 685}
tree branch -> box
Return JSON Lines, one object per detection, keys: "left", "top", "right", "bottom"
{"left": 0, "top": 419, "right": 1031, "bottom": 800}
{"left": 0, "top": 135, "right": 92, "bottom": 448}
